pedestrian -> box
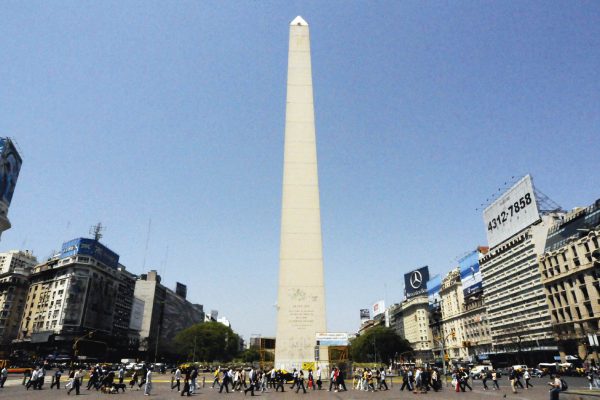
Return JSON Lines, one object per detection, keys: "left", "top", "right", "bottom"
{"left": 482, "top": 369, "right": 491, "bottom": 390}
{"left": 275, "top": 370, "right": 285, "bottom": 392}
{"left": 492, "top": 369, "right": 500, "bottom": 390}
{"left": 212, "top": 366, "right": 220, "bottom": 388}
{"left": 67, "top": 369, "right": 81, "bottom": 395}
{"left": 400, "top": 367, "right": 412, "bottom": 391}
{"left": 190, "top": 366, "right": 198, "bottom": 394}
{"left": 524, "top": 369, "right": 533, "bottom": 389}
{"left": 129, "top": 370, "right": 139, "bottom": 389}
{"left": 50, "top": 368, "right": 63, "bottom": 389}
{"left": 219, "top": 368, "right": 230, "bottom": 393}
{"left": 0, "top": 366, "right": 7, "bottom": 388}
{"left": 379, "top": 367, "right": 389, "bottom": 390}
{"left": 295, "top": 370, "right": 307, "bottom": 393}
{"left": 509, "top": 368, "right": 518, "bottom": 393}
{"left": 118, "top": 365, "right": 125, "bottom": 384}
{"left": 548, "top": 374, "right": 562, "bottom": 400}
{"left": 172, "top": 366, "right": 182, "bottom": 391}
{"left": 244, "top": 367, "right": 256, "bottom": 396}
{"left": 181, "top": 377, "right": 191, "bottom": 396}
{"left": 338, "top": 368, "right": 348, "bottom": 391}
{"left": 316, "top": 366, "right": 322, "bottom": 390}
{"left": 460, "top": 368, "right": 472, "bottom": 391}
{"left": 144, "top": 367, "right": 153, "bottom": 396}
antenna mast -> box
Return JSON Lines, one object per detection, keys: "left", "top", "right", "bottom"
{"left": 90, "top": 222, "right": 105, "bottom": 241}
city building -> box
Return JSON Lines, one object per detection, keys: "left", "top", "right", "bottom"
{"left": 0, "top": 138, "right": 23, "bottom": 239}
{"left": 388, "top": 303, "right": 405, "bottom": 339}
{"left": 439, "top": 268, "right": 468, "bottom": 362}
{"left": 401, "top": 295, "right": 432, "bottom": 363}
{"left": 539, "top": 200, "right": 600, "bottom": 362}
{"left": 14, "top": 237, "right": 133, "bottom": 359}
{"left": 0, "top": 250, "right": 37, "bottom": 352}
{"left": 480, "top": 212, "right": 565, "bottom": 365}
{"left": 134, "top": 270, "right": 205, "bottom": 360}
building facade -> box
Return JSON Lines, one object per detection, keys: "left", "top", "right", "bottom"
{"left": 439, "top": 268, "right": 468, "bottom": 362}
{"left": 480, "top": 213, "right": 564, "bottom": 364}
{"left": 134, "top": 270, "right": 204, "bottom": 360}
{"left": 0, "top": 250, "right": 37, "bottom": 351}
{"left": 539, "top": 201, "right": 600, "bottom": 362}
{"left": 15, "top": 238, "right": 133, "bottom": 359}
{"left": 401, "top": 295, "right": 432, "bottom": 363}
{"left": 0, "top": 138, "right": 23, "bottom": 239}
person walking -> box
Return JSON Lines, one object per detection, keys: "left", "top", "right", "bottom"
{"left": 492, "top": 370, "right": 500, "bottom": 390}
{"left": 549, "top": 374, "right": 562, "bottom": 400}
{"left": 0, "top": 366, "right": 8, "bottom": 388}
{"left": 275, "top": 370, "right": 286, "bottom": 392}
{"left": 316, "top": 366, "right": 322, "bottom": 390}
{"left": 219, "top": 368, "right": 230, "bottom": 393}
{"left": 172, "top": 366, "right": 182, "bottom": 391}
{"left": 67, "top": 369, "right": 81, "bottom": 395}
{"left": 295, "top": 370, "right": 307, "bottom": 393}
{"left": 400, "top": 367, "right": 412, "bottom": 391}
{"left": 190, "top": 366, "right": 198, "bottom": 394}
{"left": 50, "top": 368, "right": 63, "bottom": 389}
{"left": 379, "top": 367, "right": 389, "bottom": 390}
{"left": 482, "top": 369, "right": 491, "bottom": 390}
{"left": 212, "top": 367, "right": 221, "bottom": 389}
{"left": 144, "top": 367, "right": 153, "bottom": 396}
{"left": 181, "top": 376, "right": 191, "bottom": 397}
{"left": 244, "top": 367, "right": 256, "bottom": 396}
{"left": 118, "top": 365, "right": 125, "bottom": 384}
{"left": 524, "top": 369, "right": 533, "bottom": 389}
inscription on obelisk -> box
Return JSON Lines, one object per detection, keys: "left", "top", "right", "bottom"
{"left": 275, "top": 16, "right": 327, "bottom": 370}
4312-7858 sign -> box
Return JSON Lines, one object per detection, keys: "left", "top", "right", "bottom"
{"left": 483, "top": 175, "right": 541, "bottom": 248}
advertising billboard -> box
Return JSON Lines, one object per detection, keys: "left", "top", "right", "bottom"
{"left": 359, "top": 308, "right": 370, "bottom": 321}
{"left": 427, "top": 274, "right": 442, "bottom": 308}
{"left": 0, "top": 138, "right": 23, "bottom": 208}
{"left": 483, "top": 175, "right": 540, "bottom": 248}
{"left": 545, "top": 200, "right": 600, "bottom": 252}
{"left": 60, "top": 238, "right": 120, "bottom": 269}
{"left": 316, "top": 332, "right": 349, "bottom": 346}
{"left": 459, "top": 250, "right": 483, "bottom": 299}
{"left": 372, "top": 300, "right": 385, "bottom": 317}
{"left": 404, "top": 266, "right": 430, "bottom": 299}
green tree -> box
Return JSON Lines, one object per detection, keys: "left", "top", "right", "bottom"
{"left": 240, "top": 348, "right": 260, "bottom": 363}
{"left": 350, "top": 326, "right": 411, "bottom": 364}
{"left": 174, "top": 322, "right": 240, "bottom": 362}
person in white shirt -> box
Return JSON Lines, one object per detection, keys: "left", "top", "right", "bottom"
{"left": 0, "top": 367, "right": 8, "bottom": 388}
{"left": 524, "top": 369, "right": 533, "bottom": 389}
{"left": 172, "top": 367, "right": 182, "bottom": 391}
{"left": 549, "top": 374, "right": 562, "bottom": 400}
{"left": 144, "top": 368, "right": 153, "bottom": 396}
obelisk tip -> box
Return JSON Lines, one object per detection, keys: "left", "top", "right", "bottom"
{"left": 290, "top": 16, "right": 308, "bottom": 26}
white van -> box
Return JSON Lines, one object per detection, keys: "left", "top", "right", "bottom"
{"left": 470, "top": 365, "right": 493, "bottom": 379}
{"left": 512, "top": 365, "right": 528, "bottom": 371}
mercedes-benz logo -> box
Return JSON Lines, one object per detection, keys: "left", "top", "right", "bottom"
{"left": 410, "top": 271, "right": 423, "bottom": 289}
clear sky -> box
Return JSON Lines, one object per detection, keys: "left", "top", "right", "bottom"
{"left": 1, "top": 2, "right": 599, "bottom": 342}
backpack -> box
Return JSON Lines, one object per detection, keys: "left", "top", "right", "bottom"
{"left": 560, "top": 378, "right": 568, "bottom": 391}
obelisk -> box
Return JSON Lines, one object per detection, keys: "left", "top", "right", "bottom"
{"left": 275, "top": 16, "right": 327, "bottom": 370}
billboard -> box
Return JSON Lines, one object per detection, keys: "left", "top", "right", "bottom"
{"left": 60, "top": 238, "right": 120, "bottom": 269}
{"left": 359, "top": 308, "right": 370, "bottom": 321}
{"left": 545, "top": 200, "right": 600, "bottom": 252}
{"left": 316, "top": 332, "right": 349, "bottom": 346}
{"left": 427, "top": 274, "right": 442, "bottom": 308}
{"left": 372, "top": 300, "right": 385, "bottom": 317}
{"left": 405, "top": 266, "right": 430, "bottom": 299}
{"left": 176, "top": 282, "right": 187, "bottom": 299}
{"left": 483, "top": 175, "right": 540, "bottom": 248}
{"left": 459, "top": 250, "right": 482, "bottom": 299}
{"left": 0, "top": 138, "right": 23, "bottom": 208}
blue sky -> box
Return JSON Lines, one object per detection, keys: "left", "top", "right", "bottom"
{"left": 1, "top": 2, "right": 599, "bottom": 341}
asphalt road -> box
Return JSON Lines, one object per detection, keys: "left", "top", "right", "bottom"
{"left": 1, "top": 375, "right": 599, "bottom": 400}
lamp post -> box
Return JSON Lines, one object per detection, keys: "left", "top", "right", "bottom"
{"left": 71, "top": 330, "right": 97, "bottom": 369}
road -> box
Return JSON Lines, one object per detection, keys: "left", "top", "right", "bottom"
{"left": 1, "top": 375, "right": 599, "bottom": 399}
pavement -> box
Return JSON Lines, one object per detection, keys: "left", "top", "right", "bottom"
{"left": 2, "top": 376, "right": 600, "bottom": 400}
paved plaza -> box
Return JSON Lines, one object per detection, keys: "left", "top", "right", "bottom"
{"left": 1, "top": 376, "right": 599, "bottom": 400}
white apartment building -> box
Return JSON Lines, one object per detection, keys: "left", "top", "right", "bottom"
{"left": 401, "top": 295, "right": 432, "bottom": 363}
{"left": 480, "top": 213, "right": 564, "bottom": 357}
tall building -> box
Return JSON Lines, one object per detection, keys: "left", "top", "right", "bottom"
{"left": 401, "top": 295, "right": 432, "bottom": 363}
{"left": 15, "top": 237, "right": 133, "bottom": 358}
{"left": 275, "top": 16, "right": 327, "bottom": 370}
{"left": 539, "top": 199, "right": 600, "bottom": 362}
{"left": 0, "top": 138, "right": 23, "bottom": 239}
{"left": 0, "top": 250, "right": 37, "bottom": 351}
{"left": 480, "top": 213, "right": 564, "bottom": 364}
{"left": 134, "top": 271, "right": 204, "bottom": 360}
{"left": 439, "top": 268, "right": 468, "bottom": 362}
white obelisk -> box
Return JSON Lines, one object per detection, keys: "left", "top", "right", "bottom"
{"left": 275, "top": 16, "right": 327, "bottom": 370}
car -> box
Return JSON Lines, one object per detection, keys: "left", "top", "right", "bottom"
{"left": 530, "top": 368, "right": 543, "bottom": 378}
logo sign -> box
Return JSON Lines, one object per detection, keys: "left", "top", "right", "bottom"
{"left": 483, "top": 175, "right": 540, "bottom": 248}
{"left": 302, "top": 362, "right": 315, "bottom": 371}
{"left": 404, "top": 266, "right": 430, "bottom": 299}
{"left": 0, "top": 138, "right": 23, "bottom": 209}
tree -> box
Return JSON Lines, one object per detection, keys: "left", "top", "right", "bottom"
{"left": 350, "top": 326, "right": 412, "bottom": 364}
{"left": 240, "top": 348, "right": 260, "bottom": 363}
{"left": 174, "top": 322, "right": 240, "bottom": 362}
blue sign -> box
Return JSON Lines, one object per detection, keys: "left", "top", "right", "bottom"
{"left": 459, "top": 250, "right": 482, "bottom": 298}
{"left": 60, "top": 238, "right": 120, "bottom": 269}
{"left": 0, "top": 138, "right": 23, "bottom": 208}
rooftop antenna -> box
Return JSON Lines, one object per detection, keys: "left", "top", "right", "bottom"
{"left": 90, "top": 222, "right": 104, "bottom": 242}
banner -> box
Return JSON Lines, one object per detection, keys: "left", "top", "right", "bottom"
{"left": 404, "top": 266, "right": 430, "bottom": 299}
